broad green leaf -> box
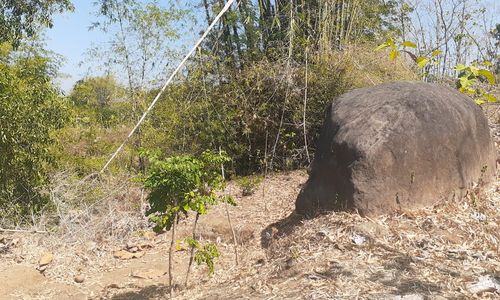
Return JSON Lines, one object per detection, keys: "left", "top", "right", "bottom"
{"left": 459, "top": 77, "right": 474, "bottom": 89}
{"left": 431, "top": 50, "right": 442, "bottom": 57}
{"left": 455, "top": 64, "right": 467, "bottom": 71}
{"left": 482, "top": 93, "right": 497, "bottom": 103}
{"left": 401, "top": 41, "right": 417, "bottom": 48}
{"left": 374, "top": 43, "right": 389, "bottom": 51}
{"left": 477, "top": 69, "right": 496, "bottom": 85}
{"left": 386, "top": 38, "right": 396, "bottom": 49}
{"left": 469, "top": 66, "right": 479, "bottom": 76}
{"left": 482, "top": 60, "right": 492, "bottom": 67}
{"left": 475, "top": 99, "right": 485, "bottom": 105}
{"left": 416, "top": 56, "right": 430, "bottom": 68}
{"left": 389, "top": 49, "right": 399, "bottom": 60}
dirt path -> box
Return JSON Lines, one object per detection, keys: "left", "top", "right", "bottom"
{"left": 0, "top": 171, "right": 306, "bottom": 299}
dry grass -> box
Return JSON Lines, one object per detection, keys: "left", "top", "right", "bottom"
{"left": 0, "top": 104, "right": 498, "bottom": 299}
{"left": 0, "top": 167, "right": 498, "bottom": 299}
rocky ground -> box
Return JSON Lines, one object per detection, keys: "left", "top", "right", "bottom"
{"left": 0, "top": 104, "right": 499, "bottom": 300}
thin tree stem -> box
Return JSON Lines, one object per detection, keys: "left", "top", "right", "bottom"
{"left": 169, "top": 212, "right": 177, "bottom": 297}
{"left": 185, "top": 212, "right": 200, "bottom": 287}
{"left": 303, "top": 46, "right": 311, "bottom": 164}
{"left": 220, "top": 147, "right": 239, "bottom": 266}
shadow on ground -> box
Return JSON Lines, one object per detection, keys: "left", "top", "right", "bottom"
{"left": 260, "top": 212, "right": 304, "bottom": 248}
{"left": 110, "top": 285, "right": 170, "bottom": 300}
{"left": 367, "top": 243, "right": 456, "bottom": 295}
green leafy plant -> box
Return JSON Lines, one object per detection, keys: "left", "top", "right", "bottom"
{"left": 185, "top": 238, "right": 220, "bottom": 275}
{"left": 374, "top": 37, "right": 417, "bottom": 61}
{"left": 375, "top": 38, "right": 497, "bottom": 104}
{"left": 0, "top": 42, "right": 68, "bottom": 222}
{"left": 236, "top": 175, "right": 263, "bottom": 196}
{"left": 455, "top": 62, "right": 497, "bottom": 104}
{"left": 142, "top": 149, "right": 232, "bottom": 294}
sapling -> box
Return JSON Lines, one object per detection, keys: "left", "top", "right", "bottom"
{"left": 142, "top": 149, "right": 232, "bottom": 294}
{"left": 183, "top": 150, "right": 233, "bottom": 286}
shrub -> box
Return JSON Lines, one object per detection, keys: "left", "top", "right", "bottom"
{"left": 0, "top": 43, "right": 67, "bottom": 222}
{"left": 236, "top": 175, "right": 262, "bottom": 196}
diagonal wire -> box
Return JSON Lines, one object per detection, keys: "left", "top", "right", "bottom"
{"left": 100, "top": 0, "right": 237, "bottom": 173}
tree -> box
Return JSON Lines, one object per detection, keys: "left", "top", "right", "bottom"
{"left": 201, "top": 0, "right": 401, "bottom": 63}
{"left": 69, "top": 75, "right": 126, "bottom": 127}
{"left": 0, "top": 43, "right": 67, "bottom": 221}
{"left": 0, "top": 0, "right": 74, "bottom": 47}
{"left": 90, "top": 0, "right": 186, "bottom": 171}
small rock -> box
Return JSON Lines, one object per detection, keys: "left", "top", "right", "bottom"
{"left": 470, "top": 211, "right": 487, "bottom": 221}
{"left": 393, "top": 294, "right": 424, "bottom": 300}
{"left": 128, "top": 246, "right": 139, "bottom": 253}
{"left": 142, "top": 231, "right": 157, "bottom": 240}
{"left": 351, "top": 233, "right": 367, "bottom": 245}
{"left": 39, "top": 252, "right": 54, "bottom": 266}
{"left": 113, "top": 249, "right": 145, "bottom": 260}
{"left": 467, "top": 275, "right": 500, "bottom": 294}
{"left": 74, "top": 275, "right": 85, "bottom": 283}
{"left": 130, "top": 269, "right": 166, "bottom": 279}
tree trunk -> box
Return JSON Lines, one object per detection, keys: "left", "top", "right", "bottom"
{"left": 185, "top": 212, "right": 200, "bottom": 287}
{"left": 169, "top": 212, "right": 178, "bottom": 297}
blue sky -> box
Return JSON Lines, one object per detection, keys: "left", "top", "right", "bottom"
{"left": 45, "top": 1, "right": 200, "bottom": 93}
{"left": 45, "top": 1, "right": 107, "bottom": 92}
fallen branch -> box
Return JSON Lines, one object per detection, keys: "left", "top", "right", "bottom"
{"left": 0, "top": 228, "right": 49, "bottom": 234}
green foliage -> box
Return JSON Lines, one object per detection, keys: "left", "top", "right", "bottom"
{"left": 194, "top": 243, "right": 220, "bottom": 275}
{"left": 236, "top": 175, "right": 262, "bottom": 196}
{"left": 0, "top": 0, "right": 74, "bottom": 47}
{"left": 374, "top": 37, "right": 417, "bottom": 62}
{"left": 69, "top": 75, "right": 128, "bottom": 128}
{"left": 0, "top": 42, "right": 67, "bottom": 220}
{"left": 184, "top": 237, "right": 221, "bottom": 274}
{"left": 200, "top": 0, "right": 405, "bottom": 65}
{"left": 143, "top": 150, "right": 231, "bottom": 232}
{"left": 144, "top": 55, "right": 352, "bottom": 173}
{"left": 455, "top": 63, "right": 497, "bottom": 104}
{"left": 375, "top": 38, "right": 497, "bottom": 104}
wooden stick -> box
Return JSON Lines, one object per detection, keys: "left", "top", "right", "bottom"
{"left": 0, "top": 228, "right": 49, "bottom": 234}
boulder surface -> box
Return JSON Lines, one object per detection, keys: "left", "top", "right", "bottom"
{"left": 296, "top": 81, "right": 496, "bottom": 216}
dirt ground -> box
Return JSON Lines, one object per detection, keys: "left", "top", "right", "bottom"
{"left": 1, "top": 104, "right": 499, "bottom": 300}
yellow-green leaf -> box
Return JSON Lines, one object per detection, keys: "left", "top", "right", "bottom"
{"left": 374, "top": 43, "right": 389, "bottom": 51}
{"left": 416, "top": 56, "right": 430, "bottom": 68}
{"left": 469, "top": 66, "right": 479, "bottom": 76}
{"left": 482, "top": 93, "right": 497, "bottom": 103}
{"left": 389, "top": 49, "right": 399, "bottom": 60}
{"left": 455, "top": 64, "right": 467, "bottom": 71}
{"left": 478, "top": 69, "right": 496, "bottom": 85}
{"left": 431, "top": 50, "right": 442, "bottom": 57}
{"left": 386, "top": 38, "right": 396, "bottom": 49}
{"left": 482, "top": 60, "right": 492, "bottom": 67}
{"left": 401, "top": 41, "right": 417, "bottom": 48}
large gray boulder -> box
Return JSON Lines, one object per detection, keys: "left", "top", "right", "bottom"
{"left": 296, "top": 81, "right": 496, "bottom": 217}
